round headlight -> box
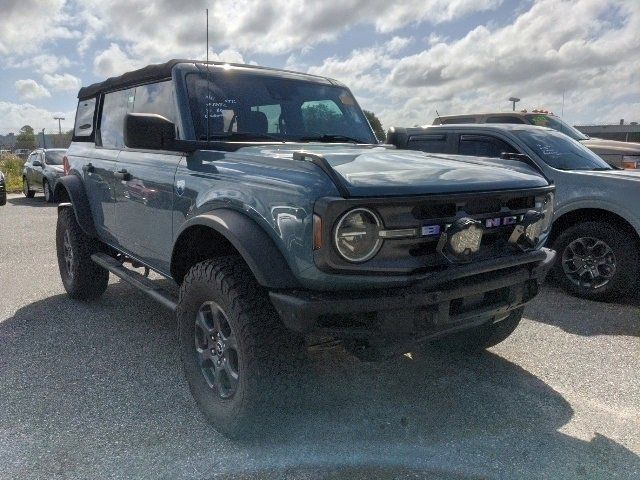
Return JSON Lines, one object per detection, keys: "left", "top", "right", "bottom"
{"left": 334, "top": 208, "right": 382, "bottom": 262}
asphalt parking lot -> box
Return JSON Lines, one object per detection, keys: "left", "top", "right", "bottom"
{"left": 0, "top": 193, "right": 638, "bottom": 479}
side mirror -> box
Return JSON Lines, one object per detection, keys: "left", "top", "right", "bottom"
{"left": 501, "top": 152, "right": 532, "bottom": 163}
{"left": 124, "top": 113, "right": 176, "bottom": 150}
{"left": 32, "top": 160, "right": 43, "bottom": 167}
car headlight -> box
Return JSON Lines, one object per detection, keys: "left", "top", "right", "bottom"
{"left": 622, "top": 155, "right": 640, "bottom": 169}
{"left": 333, "top": 208, "right": 383, "bottom": 262}
{"left": 513, "top": 192, "right": 554, "bottom": 247}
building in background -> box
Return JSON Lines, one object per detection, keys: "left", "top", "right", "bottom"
{"left": 574, "top": 120, "right": 640, "bottom": 142}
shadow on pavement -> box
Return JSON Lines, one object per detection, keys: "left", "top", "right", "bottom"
{"left": 1, "top": 281, "right": 638, "bottom": 479}
{"left": 527, "top": 285, "right": 639, "bottom": 337}
{"left": 7, "top": 195, "right": 55, "bottom": 208}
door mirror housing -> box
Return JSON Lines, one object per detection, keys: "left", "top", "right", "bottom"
{"left": 124, "top": 113, "right": 176, "bottom": 150}
{"left": 32, "top": 160, "right": 43, "bottom": 167}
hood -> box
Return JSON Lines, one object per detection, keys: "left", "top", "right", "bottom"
{"left": 257, "top": 144, "right": 549, "bottom": 197}
{"left": 581, "top": 137, "right": 640, "bottom": 155}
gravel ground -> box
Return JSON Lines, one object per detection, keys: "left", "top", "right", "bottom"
{"left": 0, "top": 193, "right": 638, "bottom": 479}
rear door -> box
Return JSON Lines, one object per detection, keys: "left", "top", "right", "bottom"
{"left": 114, "top": 81, "right": 181, "bottom": 272}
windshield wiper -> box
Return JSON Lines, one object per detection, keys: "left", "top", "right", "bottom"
{"left": 298, "top": 134, "right": 366, "bottom": 144}
{"left": 199, "top": 132, "right": 285, "bottom": 142}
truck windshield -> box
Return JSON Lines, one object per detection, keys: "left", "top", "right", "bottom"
{"left": 185, "top": 69, "right": 377, "bottom": 144}
{"left": 514, "top": 129, "right": 612, "bottom": 171}
{"left": 524, "top": 114, "right": 589, "bottom": 141}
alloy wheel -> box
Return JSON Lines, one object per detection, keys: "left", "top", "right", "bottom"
{"left": 562, "top": 236, "right": 616, "bottom": 289}
{"left": 194, "top": 301, "right": 240, "bottom": 399}
{"left": 62, "top": 230, "right": 75, "bottom": 279}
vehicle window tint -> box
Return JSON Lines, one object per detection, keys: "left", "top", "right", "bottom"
{"left": 459, "top": 135, "right": 516, "bottom": 158}
{"left": 486, "top": 116, "right": 525, "bottom": 124}
{"left": 251, "top": 104, "right": 282, "bottom": 133}
{"left": 442, "top": 117, "right": 476, "bottom": 124}
{"left": 301, "top": 100, "right": 344, "bottom": 133}
{"left": 74, "top": 98, "right": 96, "bottom": 137}
{"left": 100, "top": 89, "right": 133, "bottom": 148}
{"left": 132, "top": 82, "right": 177, "bottom": 124}
{"left": 407, "top": 134, "right": 450, "bottom": 153}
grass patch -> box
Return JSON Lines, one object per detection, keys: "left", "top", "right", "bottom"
{"left": 0, "top": 154, "right": 25, "bottom": 193}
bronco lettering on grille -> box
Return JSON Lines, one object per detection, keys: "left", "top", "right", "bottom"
{"left": 421, "top": 214, "right": 524, "bottom": 237}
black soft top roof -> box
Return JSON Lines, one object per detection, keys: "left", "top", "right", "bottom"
{"left": 77, "top": 59, "right": 335, "bottom": 99}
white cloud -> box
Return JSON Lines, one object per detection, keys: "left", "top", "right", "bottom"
{"left": 0, "top": 0, "right": 77, "bottom": 56}
{"left": 8, "top": 54, "right": 72, "bottom": 74}
{"left": 0, "top": 101, "right": 75, "bottom": 134}
{"left": 14, "top": 79, "right": 51, "bottom": 101}
{"left": 42, "top": 73, "right": 82, "bottom": 92}
{"left": 93, "top": 43, "right": 143, "bottom": 77}
{"left": 306, "top": 0, "right": 640, "bottom": 129}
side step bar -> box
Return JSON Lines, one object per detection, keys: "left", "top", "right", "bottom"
{"left": 91, "top": 253, "right": 178, "bottom": 312}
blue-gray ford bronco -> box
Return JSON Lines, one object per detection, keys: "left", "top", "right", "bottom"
{"left": 54, "top": 59, "right": 555, "bottom": 437}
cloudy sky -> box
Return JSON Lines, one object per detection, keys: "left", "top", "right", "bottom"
{"left": 0, "top": 0, "right": 638, "bottom": 135}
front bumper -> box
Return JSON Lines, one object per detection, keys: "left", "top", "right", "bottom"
{"left": 270, "top": 248, "right": 555, "bottom": 342}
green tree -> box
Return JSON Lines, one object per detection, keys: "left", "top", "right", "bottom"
{"left": 364, "top": 110, "right": 385, "bottom": 142}
{"left": 15, "top": 125, "right": 36, "bottom": 150}
{"left": 301, "top": 103, "right": 341, "bottom": 133}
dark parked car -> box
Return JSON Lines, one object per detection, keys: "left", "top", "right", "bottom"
{"left": 0, "top": 170, "right": 6, "bottom": 206}
{"left": 22, "top": 148, "right": 66, "bottom": 202}
{"left": 54, "top": 59, "right": 555, "bottom": 437}
{"left": 388, "top": 123, "right": 640, "bottom": 300}
{"left": 433, "top": 111, "right": 640, "bottom": 169}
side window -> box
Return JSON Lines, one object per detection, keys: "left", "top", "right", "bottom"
{"left": 458, "top": 134, "right": 516, "bottom": 158}
{"left": 407, "top": 134, "right": 450, "bottom": 154}
{"left": 486, "top": 115, "right": 525, "bottom": 124}
{"left": 100, "top": 89, "right": 133, "bottom": 148}
{"left": 132, "top": 81, "right": 177, "bottom": 123}
{"left": 74, "top": 98, "right": 96, "bottom": 138}
{"left": 251, "top": 104, "right": 281, "bottom": 133}
{"left": 301, "top": 100, "right": 344, "bottom": 133}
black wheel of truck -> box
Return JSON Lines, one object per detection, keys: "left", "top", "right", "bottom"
{"left": 177, "top": 256, "right": 304, "bottom": 438}
{"left": 429, "top": 307, "right": 524, "bottom": 353}
{"left": 43, "top": 180, "right": 53, "bottom": 203}
{"left": 56, "top": 208, "right": 109, "bottom": 300}
{"left": 552, "top": 221, "right": 637, "bottom": 300}
{"left": 0, "top": 191, "right": 6, "bottom": 206}
{"left": 23, "top": 177, "right": 35, "bottom": 198}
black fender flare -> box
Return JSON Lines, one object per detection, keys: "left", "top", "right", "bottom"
{"left": 53, "top": 175, "right": 97, "bottom": 237}
{"left": 173, "top": 210, "right": 301, "bottom": 289}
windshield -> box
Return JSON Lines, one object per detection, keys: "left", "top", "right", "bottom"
{"left": 514, "top": 128, "right": 612, "bottom": 171}
{"left": 185, "top": 69, "right": 377, "bottom": 144}
{"left": 525, "top": 114, "right": 588, "bottom": 141}
{"left": 45, "top": 150, "right": 65, "bottom": 165}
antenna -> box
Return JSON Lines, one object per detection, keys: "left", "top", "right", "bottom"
{"left": 435, "top": 108, "right": 441, "bottom": 122}
{"left": 206, "top": 8, "right": 210, "bottom": 144}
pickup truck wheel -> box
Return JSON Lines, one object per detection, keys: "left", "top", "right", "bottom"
{"left": 552, "top": 221, "right": 637, "bottom": 300}
{"left": 23, "top": 177, "right": 35, "bottom": 198}
{"left": 56, "top": 208, "right": 109, "bottom": 300}
{"left": 177, "top": 257, "right": 304, "bottom": 438}
{"left": 429, "top": 307, "right": 523, "bottom": 353}
{"left": 0, "top": 191, "right": 6, "bottom": 206}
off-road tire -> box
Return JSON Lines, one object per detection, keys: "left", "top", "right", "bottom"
{"left": 43, "top": 179, "right": 54, "bottom": 203}
{"left": 56, "top": 208, "right": 109, "bottom": 300}
{"left": 23, "top": 177, "right": 35, "bottom": 198}
{"left": 552, "top": 221, "right": 637, "bottom": 300}
{"left": 177, "top": 257, "right": 304, "bottom": 438}
{"left": 430, "top": 307, "right": 524, "bottom": 353}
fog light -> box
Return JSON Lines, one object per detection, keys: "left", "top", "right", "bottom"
{"left": 438, "top": 217, "right": 483, "bottom": 262}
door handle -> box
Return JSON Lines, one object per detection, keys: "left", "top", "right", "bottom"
{"left": 83, "top": 163, "right": 95, "bottom": 173}
{"left": 114, "top": 169, "right": 131, "bottom": 181}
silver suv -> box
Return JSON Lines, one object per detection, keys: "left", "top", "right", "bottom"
{"left": 433, "top": 111, "right": 640, "bottom": 169}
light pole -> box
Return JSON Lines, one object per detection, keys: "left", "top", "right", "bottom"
{"left": 508, "top": 97, "right": 521, "bottom": 112}
{"left": 53, "top": 116, "right": 65, "bottom": 134}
